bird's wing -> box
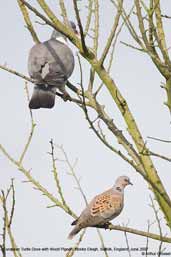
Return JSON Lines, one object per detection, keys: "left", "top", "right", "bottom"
{"left": 90, "top": 190, "right": 123, "bottom": 219}
{"left": 74, "top": 190, "right": 123, "bottom": 228}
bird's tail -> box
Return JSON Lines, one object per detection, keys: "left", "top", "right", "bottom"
{"left": 68, "top": 226, "right": 81, "bottom": 240}
{"left": 29, "top": 85, "right": 56, "bottom": 109}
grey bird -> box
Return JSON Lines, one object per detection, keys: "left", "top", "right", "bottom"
{"left": 28, "top": 21, "right": 78, "bottom": 109}
{"left": 68, "top": 176, "right": 133, "bottom": 239}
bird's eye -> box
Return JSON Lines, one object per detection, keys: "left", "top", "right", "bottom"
{"left": 124, "top": 178, "right": 128, "bottom": 182}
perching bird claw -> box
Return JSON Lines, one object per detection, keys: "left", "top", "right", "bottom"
{"left": 93, "top": 222, "right": 110, "bottom": 229}
{"left": 103, "top": 222, "right": 111, "bottom": 230}
{"left": 62, "top": 92, "right": 72, "bottom": 102}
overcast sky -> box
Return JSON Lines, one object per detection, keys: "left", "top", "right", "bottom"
{"left": 0, "top": 1, "right": 171, "bottom": 256}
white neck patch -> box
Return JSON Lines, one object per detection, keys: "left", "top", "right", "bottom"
{"left": 56, "top": 36, "right": 67, "bottom": 45}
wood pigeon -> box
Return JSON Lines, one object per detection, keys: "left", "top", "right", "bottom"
{"left": 28, "top": 21, "right": 78, "bottom": 109}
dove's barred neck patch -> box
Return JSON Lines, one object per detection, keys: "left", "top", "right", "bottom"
{"left": 116, "top": 186, "right": 122, "bottom": 192}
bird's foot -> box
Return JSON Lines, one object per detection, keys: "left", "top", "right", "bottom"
{"left": 62, "top": 92, "right": 72, "bottom": 102}
{"left": 103, "top": 222, "right": 110, "bottom": 230}
{"left": 94, "top": 222, "right": 111, "bottom": 230}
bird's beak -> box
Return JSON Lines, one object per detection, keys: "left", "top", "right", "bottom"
{"left": 129, "top": 181, "right": 133, "bottom": 185}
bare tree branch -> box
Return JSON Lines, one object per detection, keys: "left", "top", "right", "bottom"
{"left": 0, "top": 181, "right": 22, "bottom": 257}
{"left": 17, "top": 0, "right": 40, "bottom": 43}
{"left": 150, "top": 196, "right": 164, "bottom": 257}
{"left": 99, "top": 0, "right": 123, "bottom": 65}
{"left": 148, "top": 136, "right": 171, "bottom": 143}
{"left": 0, "top": 191, "right": 7, "bottom": 257}
{"left": 65, "top": 230, "right": 86, "bottom": 257}
{"left": 59, "top": 0, "right": 68, "bottom": 25}
{"left": 84, "top": 0, "right": 93, "bottom": 37}
{"left": 19, "top": 83, "right": 36, "bottom": 165}
{"left": 73, "top": 0, "right": 88, "bottom": 54}
{"left": 94, "top": 224, "right": 171, "bottom": 243}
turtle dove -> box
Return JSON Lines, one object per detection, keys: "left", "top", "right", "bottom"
{"left": 68, "top": 175, "right": 133, "bottom": 239}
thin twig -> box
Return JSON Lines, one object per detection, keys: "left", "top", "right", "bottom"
{"left": 17, "top": 0, "right": 40, "bottom": 43}
{"left": 84, "top": 0, "right": 93, "bottom": 37}
{"left": 94, "top": 5, "right": 134, "bottom": 96}
{"left": 86, "top": 0, "right": 99, "bottom": 92}
{"left": 73, "top": 0, "right": 88, "bottom": 53}
{"left": 96, "top": 229, "right": 109, "bottom": 257}
{"left": 99, "top": 0, "right": 123, "bottom": 65}
{"left": 145, "top": 221, "right": 150, "bottom": 257}
{"left": 19, "top": 83, "right": 36, "bottom": 164}
{"left": 124, "top": 232, "right": 131, "bottom": 257}
{"left": 146, "top": 151, "right": 171, "bottom": 162}
{"left": 93, "top": 0, "right": 99, "bottom": 56}
{"left": 65, "top": 230, "right": 86, "bottom": 257}
{"left": 49, "top": 139, "right": 66, "bottom": 204}
{"left": 161, "top": 14, "right": 171, "bottom": 19}
{"left": 120, "top": 41, "right": 145, "bottom": 52}
{"left": 150, "top": 196, "right": 164, "bottom": 256}
{"left": 123, "top": 222, "right": 131, "bottom": 257}
{"left": 0, "top": 191, "right": 7, "bottom": 257}
{"left": 147, "top": 136, "right": 171, "bottom": 143}
{"left": 153, "top": 0, "right": 170, "bottom": 66}
{"left": 0, "top": 64, "right": 32, "bottom": 82}
{"left": 8, "top": 179, "right": 15, "bottom": 228}
{"left": 59, "top": 0, "right": 68, "bottom": 25}
{"left": 49, "top": 140, "right": 74, "bottom": 216}
{"left": 111, "top": 0, "right": 143, "bottom": 47}
{"left": 58, "top": 146, "right": 87, "bottom": 205}
{"left": 0, "top": 183, "right": 22, "bottom": 257}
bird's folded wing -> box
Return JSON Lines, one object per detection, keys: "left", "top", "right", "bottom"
{"left": 90, "top": 191, "right": 122, "bottom": 218}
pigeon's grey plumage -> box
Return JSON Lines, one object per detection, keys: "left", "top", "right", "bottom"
{"left": 68, "top": 176, "right": 133, "bottom": 239}
{"left": 28, "top": 22, "right": 77, "bottom": 109}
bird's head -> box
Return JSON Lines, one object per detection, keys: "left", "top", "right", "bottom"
{"left": 115, "top": 175, "right": 133, "bottom": 190}
{"left": 51, "top": 20, "right": 79, "bottom": 40}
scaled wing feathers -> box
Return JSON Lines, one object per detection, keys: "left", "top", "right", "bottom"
{"left": 90, "top": 191, "right": 123, "bottom": 219}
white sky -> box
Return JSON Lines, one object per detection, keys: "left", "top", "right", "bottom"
{"left": 0, "top": 0, "right": 171, "bottom": 256}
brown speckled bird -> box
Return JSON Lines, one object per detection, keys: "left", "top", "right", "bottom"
{"left": 68, "top": 176, "right": 133, "bottom": 239}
